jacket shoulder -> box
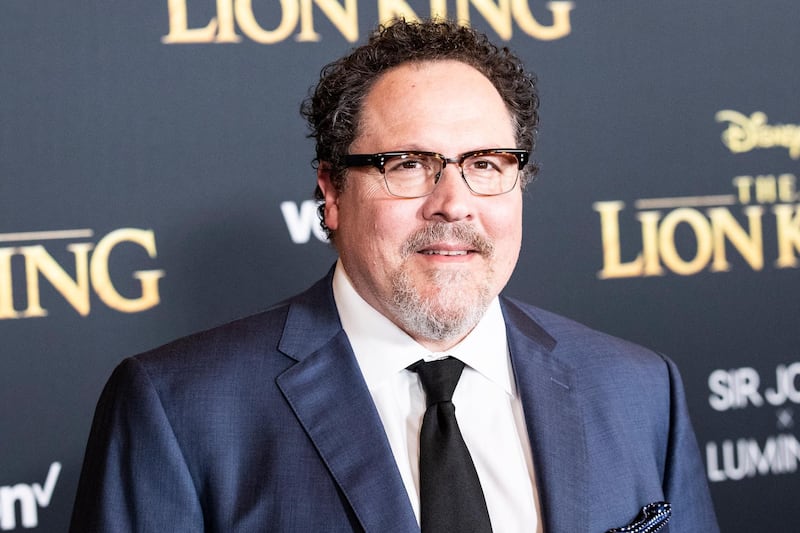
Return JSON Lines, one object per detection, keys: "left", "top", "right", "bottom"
{"left": 501, "top": 296, "right": 673, "bottom": 379}
{"left": 129, "top": 273, "right": 338, "bottom": 385}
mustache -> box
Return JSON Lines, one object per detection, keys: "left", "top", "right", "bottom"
{"left": 401, "top": 223, "right": 494, "bottom": 258}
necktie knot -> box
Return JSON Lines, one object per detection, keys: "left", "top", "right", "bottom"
{"left": 410, "top": 357, "right": 465, "bottom": 406}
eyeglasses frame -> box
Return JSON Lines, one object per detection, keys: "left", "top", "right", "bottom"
{"left": 341, "top": 148, "right": 529, "bottom": 198}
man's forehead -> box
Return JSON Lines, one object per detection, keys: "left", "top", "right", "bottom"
{"left": 361, "top": 60, "right": 499, "bottom": 108}
{"left": 359, "top": 60, "right": 506, "bottom": 115}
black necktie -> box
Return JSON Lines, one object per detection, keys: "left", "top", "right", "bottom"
{"left": 410, "top": 357, "right": 493, "bottom": 533}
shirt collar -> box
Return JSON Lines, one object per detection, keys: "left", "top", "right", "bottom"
{"left": 332, "top": 260, "right": 515, "bottom": 396}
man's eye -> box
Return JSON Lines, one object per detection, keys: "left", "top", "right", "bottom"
{"left": 469, "top": 158, "right": 502, "bottom": 172}
{"left": 387, "top": 157, "right": 429, "bottom": 172}
{"left": 467, "top": 154, "right": 517, "bottom": 174}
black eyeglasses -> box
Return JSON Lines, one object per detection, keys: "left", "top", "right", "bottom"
{"left": 342, "top": 149, "right": 529, "bottom": 198}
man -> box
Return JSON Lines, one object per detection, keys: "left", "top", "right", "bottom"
{"left": 70, "top": 19, "right": 719, "bottom": 533}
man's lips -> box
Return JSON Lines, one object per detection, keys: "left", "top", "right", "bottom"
{"left": 417, "top": 241, "right": 476, "bottom": 256}
{"left": 418, "top": 249, "right": 471, "bottom": 256}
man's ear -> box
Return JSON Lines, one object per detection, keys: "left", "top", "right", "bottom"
{"left": 317, "top": 163, "right": 340, "bottom": 231}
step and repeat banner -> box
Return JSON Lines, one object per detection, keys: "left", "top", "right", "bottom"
{"left": 1, "top": 1, "right": 798, "bottom": 530}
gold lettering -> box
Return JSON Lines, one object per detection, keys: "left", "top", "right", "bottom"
{"left": 430, "top": 0, "right": 447, "bottom": 18}
{"left": 597, "top": 196, "right": 795, "bottom": 278}
{"left": 90, "top": 229, "right": 166, "bottom": 313}
{"left": 216, "top": 0, "right": 241, "bottom": 42}
{"left": 512, "top": 0, "right": 573, "bottom": 41}
{"left": 457, "top": 0, "right": 512, "bottom": 41}
{"left": 733, "top": 174, "right": 796, "bottom": 205}
{"left": 0, "top": 248, "right": 18, "bottom": 319}
{"left": 708, "top": 206, "right": 764, "bottom": 272}
{"left": 22, "top": 248, "right": 46, "bottom": 318}
{"left": 20, "top": 244, "right": 94, "bottom": 317}
{"left": 717, "top": 110, "right": 757, "bottom": 154}
{"left": 733, "top": 175, "right": 753, "bottom": 204}
{"left": 755, "top": 175, "right": 778, "bottom": 204}
{"left": 637, "top": 210, "right": 665, "bottom": 276}
{"left": 658, "top": 208, "right": 712, "bottom": 276}
{"left": 378, "top": 0, "right": 420, "bottom": 25}
{"left": 297, "top": 0, "right": 358, "bottom": 43}
{"left": 164, "top": 0, "right": 574, "bottom": 44}
{"left": 236, "top": 0, "right": 299, "bottom": 44}
{"left": 594, "top": 201, "right": 643, "bottom": 279}
{"left": 716, "top": 110, "right": 800, "bottom": 159}
{"left": 162, "top": 0, "right": 220, "bottom": 44}
{"left": 778, "top": 174, "right": 798, "bottom": 203}
{"left": 774, "top": 204, "right": 800, "bottom": 268}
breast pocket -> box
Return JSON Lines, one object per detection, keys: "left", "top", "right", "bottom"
{"left": 605, "top": 501, "right": 671, "bottom": 533}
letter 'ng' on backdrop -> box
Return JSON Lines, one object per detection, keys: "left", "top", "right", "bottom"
{"left": 1, "top": 1, "right": 798, "bottom": 530}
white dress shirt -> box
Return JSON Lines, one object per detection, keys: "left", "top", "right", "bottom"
{"left": 332, "top": 261, "right": 542, "bottom": 533}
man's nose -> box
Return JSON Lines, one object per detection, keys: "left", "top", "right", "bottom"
{"left": 421, "top": 164, "right": 474, "bottom": 222}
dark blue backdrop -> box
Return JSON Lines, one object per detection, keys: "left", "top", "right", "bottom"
{"left": 2, "top": 1, "right": 798, "bottom": 530}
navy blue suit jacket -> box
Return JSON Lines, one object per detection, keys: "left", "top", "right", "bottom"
{"left": 70, "top": 272, "right": 719, "bottom": 532}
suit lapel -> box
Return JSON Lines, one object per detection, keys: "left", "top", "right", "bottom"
{"left": 502, "top": 298, "right": 589, "bottom": 533}
{"left": 276, "top": 276, "right": 418, "bottom": 533}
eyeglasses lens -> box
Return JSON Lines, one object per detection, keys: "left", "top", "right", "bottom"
{"left": 383, "top": 152, "right": 520, "bottom": 198}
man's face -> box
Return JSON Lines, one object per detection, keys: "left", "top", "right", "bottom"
{"left": 318, "top": 60, "right": 523, "bottom": 351}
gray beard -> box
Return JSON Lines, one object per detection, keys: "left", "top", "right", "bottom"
{"left": 389, "top": 222, "right": 495, "bottom": 343}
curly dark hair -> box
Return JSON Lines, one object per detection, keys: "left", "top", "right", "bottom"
{"left": 301, "top": 18, "right": 540, "bottom": 239}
